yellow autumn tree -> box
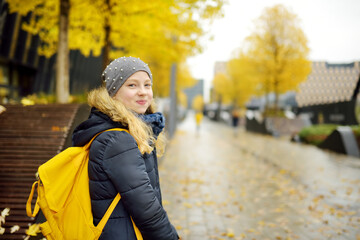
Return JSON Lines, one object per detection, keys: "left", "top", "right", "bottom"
{"left": 212, "top": 55, "right": 258, "bottom": 109}
{"left": 226, "top": 54, "right": 259, "bottom": 107}
{"left": 149, "top": 61, "right": 196, "bottom": 98}
{"left": 6, "top": 0, "right": 225, "bottom": 101}
{"left": 192, "top": 95, "right": 204, "bottom": 112}
{"left": 97, "top": 0, "right": 225, "bottom": 70}
{"left": 212, "top": 72, "right": 231, "bottom": 121}
{"left": 6, "top": 0, "right": 70, "bottom": 103}
{"left": 177, "top": 91, "right": 188, "bottom": 109}
{"left": 212, "top": 73, "right": 230, "bottom": 104}
{"left": 176, "top": 63, "right": 197, "bottom": 92}
{"left": 116, "top": 0, "right": 223, "bottom": 97}
{"left": 245, "top": 4, "right": 311, "bottom": 114}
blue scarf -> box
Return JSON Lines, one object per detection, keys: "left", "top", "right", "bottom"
{"left": 140, "top": 112, "right": 165, "bottom": 137}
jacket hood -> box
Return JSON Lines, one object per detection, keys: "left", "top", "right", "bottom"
{"left": 72, "top": 108, "right": 125, "bottom": 146}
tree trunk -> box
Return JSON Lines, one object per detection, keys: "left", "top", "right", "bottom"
{"left": 56, "top": 0, "right": 70, "bottom": 103}
{"left": 232, "top": 98, "right": 237, "bottom": 110}
{"left": 264, "top": 77, "right": 270, "bottom": 118}
{"left": 103, "top": 24, "right": 111, "bottom": 72}
{"left": 274, "top": 79, "right": 279, "bottom": 116}
{"left": 215, "top": 94, "right": 222, "bottom": 121}
{"left": 102, "top": 0, "right": 111, "bottom": 72}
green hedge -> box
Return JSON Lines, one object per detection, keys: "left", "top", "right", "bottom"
{"left": 298, "top": 124, "right": 360, "bottom": 146}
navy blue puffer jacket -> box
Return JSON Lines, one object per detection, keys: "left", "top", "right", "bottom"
{"left": 72, "top": 108, "right": 178, "bottom": 240}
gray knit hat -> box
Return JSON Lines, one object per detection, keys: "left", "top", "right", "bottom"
{"left": 102, "top": 56, "right": 152, "bottom": 97}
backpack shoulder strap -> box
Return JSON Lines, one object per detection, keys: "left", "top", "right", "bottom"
{"left": 97, "top": 193, "right": 121, "bottom": 229}
{"left": 84, "top": 128, "right": 129, "bottom": 149}
{"left": 90, "top": 128, "right": 130, "bottom": 230}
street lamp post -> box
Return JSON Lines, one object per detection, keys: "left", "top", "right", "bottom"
{"left": 168, "top": 63, "right": 177, "bottom": 138}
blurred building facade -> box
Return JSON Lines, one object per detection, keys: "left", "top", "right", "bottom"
{"left": 0, "top": 0, "right": 102, "bottom": 103}
{"left": 183, "top": 79, "right": 204, "bottom": 109}
{"left": 296, "top": 61, "right": 360, "bottom": 125}
{"left": 209, "top": 61, "right": 226, "bottom": 103}
{"left": 213, "top": 61, "right": 226, "bottom": 75}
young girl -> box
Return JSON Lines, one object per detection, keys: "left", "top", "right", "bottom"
{"left": 72, "top": 57, "right": 179, "bottom": 240}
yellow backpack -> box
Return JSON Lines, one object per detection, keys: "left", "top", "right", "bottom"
{"left": 26, "top": 128, "right": 143, "bottom": 240}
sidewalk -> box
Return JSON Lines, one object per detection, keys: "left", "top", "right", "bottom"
{"left": 160, "top": 112, "right": 360, "bottom": 240}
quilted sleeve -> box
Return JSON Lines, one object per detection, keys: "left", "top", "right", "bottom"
{"left": 99, "top": 131, "right": 178, "bottom": 240}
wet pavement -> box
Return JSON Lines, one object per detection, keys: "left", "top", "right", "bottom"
{"left": 160, "top": 111, "right": 360, "bottom": 240}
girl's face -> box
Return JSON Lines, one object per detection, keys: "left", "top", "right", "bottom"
{"left": 113, "top": 71, "right": 153, "bottom": 114}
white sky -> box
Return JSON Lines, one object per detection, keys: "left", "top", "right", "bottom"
{"left": 187, "top": 0, "right": 360, "bottom": 99}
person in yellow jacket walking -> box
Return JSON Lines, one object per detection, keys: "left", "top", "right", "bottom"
{"left": 195, "top": 111, "right": 203, "bottom": 136}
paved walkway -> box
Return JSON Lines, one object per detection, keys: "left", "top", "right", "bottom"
{"left": 160, "top": 112, "right": 360, "bottom": 240}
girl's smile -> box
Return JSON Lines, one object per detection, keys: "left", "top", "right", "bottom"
{"left": 136, "top": 100, "right": 147, "bottom": 105}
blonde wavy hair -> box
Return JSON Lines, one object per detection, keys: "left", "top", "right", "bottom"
{"left": 87, "top": 87, "right": 166, "bottom": 156}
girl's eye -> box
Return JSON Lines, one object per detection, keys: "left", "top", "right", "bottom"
{"left": 128, "top": 84, "right": 136, "bottom": 87}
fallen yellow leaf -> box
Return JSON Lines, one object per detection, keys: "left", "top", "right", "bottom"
{"left": 25, "top": 223, "right": 41, "bottom": 236}
{"left": 274, "top": 190, "right": 283, "bottom": 196}
{"left": 181, "top": 191, "right": 189, "bottom": 199}
{"left": 10, "top": 225, "right": 20, "bottom": 233}
{"left": 226, "top": 228, "right": 235, "bottom": 238}
{"left": 258, "top": 221, "right": 265, "bottom": 226}
{"left": 346, "top": 187, "right": 353, "bottom": 196}
{"left": 229, "top": 189, "right": 236, "bottom": 198}
{"left": 1, "top": 208, "right": 9, "bottom": 218}
{"left": 162, "top": 200, "right": 171, "bottom": 206}
{"left": 183, "top": 203, "right": 192, "bottom": 208}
